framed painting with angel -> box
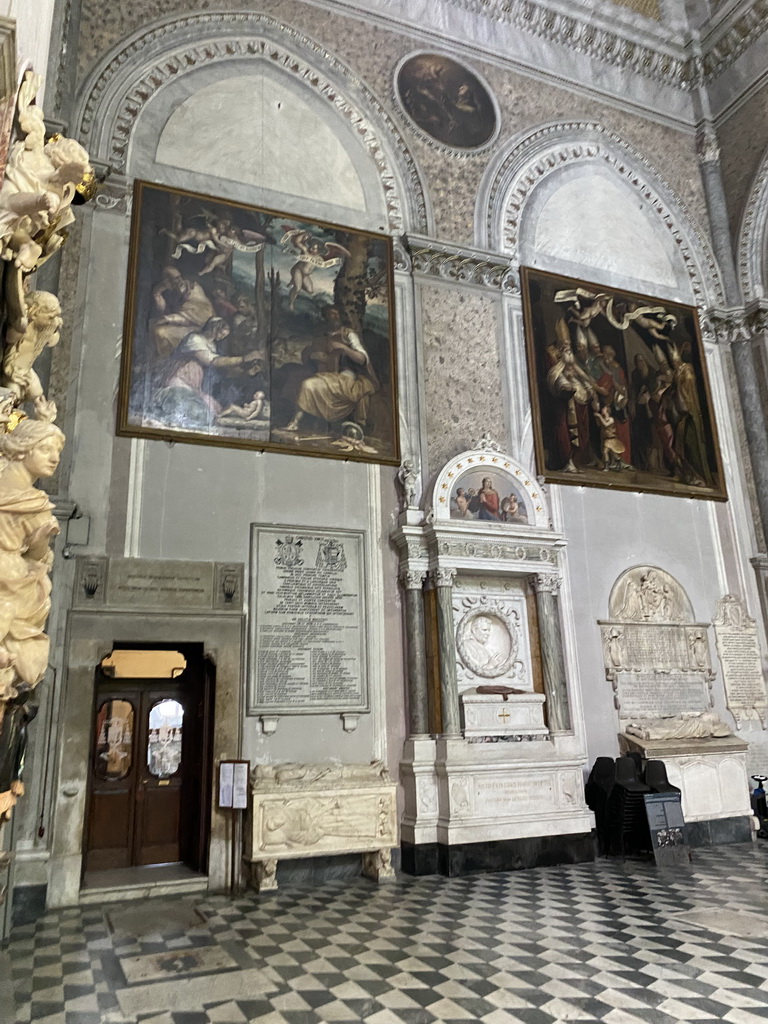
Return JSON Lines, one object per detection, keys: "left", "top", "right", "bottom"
{"left": 117, "top": 181, "right": 399, "bottom": 465}
{"left": 520, "top": 267, "right": 726, "bottom": 501}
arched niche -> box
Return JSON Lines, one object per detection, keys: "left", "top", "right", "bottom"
{"left": 477, "top": 122, "right": 723, "bottom": 308}
{"left": 72, "top": 12, "right": 431, "bottom": 234}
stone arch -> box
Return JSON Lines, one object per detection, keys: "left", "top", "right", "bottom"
{"left": 738, "top": 145, "right": 768, "bottom": 302}
{"left": 477, "top": 121, "right": 723, "bottom": 307}
{"left": 71, "top": 11, "right": 431, "bottom": 234}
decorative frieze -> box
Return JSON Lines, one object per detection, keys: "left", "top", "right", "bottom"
{"left": 408, "top": 237, "right": 518, "bottom": 293}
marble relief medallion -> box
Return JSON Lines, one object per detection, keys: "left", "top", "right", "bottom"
{"left": 395, "top": 53, "right": 498, "bottom": 152}
{"left": 457, "top": 606, "right": 517, "bottom": 678}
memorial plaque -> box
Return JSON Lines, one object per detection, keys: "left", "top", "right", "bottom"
{"left": 106, "top": 558, "right": 214, "bottom": 609}
{"left": 249, "top": 525, "right": 368, "bottom": 715}
{"left": 616, "top": 672, "right": 710, "bottom": 719}
{"left": 714, "top": 595, "right": 768, "bottom": 726}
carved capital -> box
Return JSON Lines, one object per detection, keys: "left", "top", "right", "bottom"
{"left": 431, "top": 567, "right": 457, "bottom": 588}
{"left": 399, "top": 569, "right": 427, "bottom": 590}
{"left": 531, "top": 573, "right": 561, "bottom": 595}
{"left": 701, "top": 305, "right": 768, "bottom": 345}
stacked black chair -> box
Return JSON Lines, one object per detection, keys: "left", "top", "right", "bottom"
{"left": 585, "top": 756, "right": 616, "bottom": 855}
{"left": 605, "top": 756, "right": 651, "bottom": 857}
{"left": 644, "top": 759, "right": 681, "bottom": 795}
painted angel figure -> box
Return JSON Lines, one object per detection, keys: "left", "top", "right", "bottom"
{"left": 166, "top": 209, "right": 266, "bottom": 275}
{"left": 280, "top": 228, "right": 351, "bottom": 310}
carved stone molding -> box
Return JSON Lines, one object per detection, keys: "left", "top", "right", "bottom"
{"left": 700, "top": 0, "right": 768, "bottom": 83}
{"left": 407, "top": 236, "right": 518, "bottom": 292}
{"left": 696, "top": 123, "right": 721, "bottom": 165}
{"left": 72, "top": 13, "right": 429, "bottom": 234}
{"left": 483, "top": 122, "right": 724, "bottom": 309}
{"left": 443, "top": 0, "right": 689, "bottom": 90}
{"left": 438, "top": 540, "right": 557, "bottom": 564}
{"left": 444, "top": 0, "right": 768, "bottom": 87}
{"left": 739, "top": 148, "right": 768, "bottom": 302}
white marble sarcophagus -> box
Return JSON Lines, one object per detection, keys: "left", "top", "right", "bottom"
{"left": 244, "top": 761, "right": 398, "bottom": 891}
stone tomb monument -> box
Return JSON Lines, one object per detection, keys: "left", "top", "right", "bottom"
{"left": 392, "top": 437, "right": 593, "bottom": 874}
{"left": 600, "top": 567, "right": 752, "bottom": 842}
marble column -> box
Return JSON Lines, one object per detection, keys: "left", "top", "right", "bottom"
{"left": 694, "top": 115, "right": 768, "bottom": 540}
{"left": 431, "top": 568, "right": 460, "bottom": 737}
{"left": 531, "top": 574, "right": 571, "bottom": 734}
{"left": 399, "top": 570, "right": 429, "bottom": 737}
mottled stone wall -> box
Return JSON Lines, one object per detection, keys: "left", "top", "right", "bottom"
{"left": 72, "top": 0, "right": 710, "bottom": 248}
{"left": 420, "top": 284, "right": 504, "bottom": 473}
{"left": 718, "top": 80, "right": 768, "bottom": 244}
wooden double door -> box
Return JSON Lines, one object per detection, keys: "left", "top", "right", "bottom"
{"left": 84, "top": 658, "right": 213, "bottom": 874}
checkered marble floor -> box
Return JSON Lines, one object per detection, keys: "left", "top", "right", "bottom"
{"left": 7, "top": 844, "right": 768, "bottom": 1024}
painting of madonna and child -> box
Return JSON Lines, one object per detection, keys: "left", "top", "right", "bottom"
{"left": 520, "top": 268, "right": 726, "bottom": 501}
{"left": 450, "top": 467, "right": 530, "bottom": 524}
{"left": 117, "top": 182, "right": 399, "bottom": 465}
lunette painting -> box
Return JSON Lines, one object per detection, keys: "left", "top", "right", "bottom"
{"left": 520, "top": 267, "right": 726, "bottom": 500}
{"left": 117, "top": 181, "right": 399, "bottom": 465}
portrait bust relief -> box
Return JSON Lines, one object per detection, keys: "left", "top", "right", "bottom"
{"left": 457, "top": 609, "right": 516, "bottom": 678}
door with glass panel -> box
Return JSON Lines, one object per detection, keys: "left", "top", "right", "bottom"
{"left": 85, "top": 679, "right": 206, "bottom": 872}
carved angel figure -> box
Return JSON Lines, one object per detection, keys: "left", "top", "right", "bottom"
{"left": 397, "top": 458, "right": 419, "bottom": 509}
{"left": 0, "top": 419, "right": 64, "bottom": 701}
{"left": 2, "top": 290, "right": 62, "bottom": 408}
{"left": 0, "top": 71, "right": 91, "bottom": 273}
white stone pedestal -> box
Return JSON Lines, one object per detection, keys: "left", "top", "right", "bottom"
{"left": 461, "top": 691, "right": 548, "bottom": 739}
{"left": 619, "top": 733, "right": 752, "bottom": 824}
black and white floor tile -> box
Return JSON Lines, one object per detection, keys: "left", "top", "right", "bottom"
{"left": 8, "top": 844, "right": 768, "bottom": 1024}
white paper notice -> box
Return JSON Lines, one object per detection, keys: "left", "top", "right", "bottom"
{"left": 232, "top": 762, "right": 249, "bottom": 810}
{"left": 219, "top": 762, "right": 234, "bottom": 808}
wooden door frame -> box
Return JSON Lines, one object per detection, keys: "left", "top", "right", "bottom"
{"left": 82, "top": 652, "right": 215, "bottom": 875}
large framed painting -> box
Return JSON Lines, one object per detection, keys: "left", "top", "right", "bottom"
{"left": 520, "top": 268, "right": 726, "bottom": 500}
{"left": 117, "top": 181, "right": 399, "bottom": 465}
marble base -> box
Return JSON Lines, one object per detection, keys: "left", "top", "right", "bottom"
{"left": 619, "top": 733, "right": 751, "bottom": 823}
{"left": 686, "top": 815, "right": 753, "bottom": 847}
{"left": 401, "top": 737, "right": 593, "bottom": 850}
{"left": 401, "top": 832, "right": 594, "bottom": 877}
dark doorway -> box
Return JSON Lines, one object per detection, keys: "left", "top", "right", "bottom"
{"left": 83, "top": 643, "right": 214, "bottom": 875}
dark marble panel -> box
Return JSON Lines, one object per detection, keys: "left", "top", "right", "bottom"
{"left": 686, "top": 815, "right": 753, "bottom": 847}
{"left": 11, "top": 885, "right": 47, "bottom": 929}
{"left": 403, "top": 833, "right": 594, "bottom": 877}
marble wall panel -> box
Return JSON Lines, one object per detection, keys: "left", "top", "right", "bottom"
{"left": 71, "top": 0, "right": 711, "bottom": 248}
{"left": 420, "top": 283, "right": 504, "bottom": 473}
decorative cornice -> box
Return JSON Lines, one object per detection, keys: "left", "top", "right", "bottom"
{"left": 484, "top": 121, "right": 724, "bottom": 308}
{"left": 407, "top": 235, "right": 518, "bottom": 293}
{"left": 443, "top": 0, "right": 691, "bottom": 90}
{"left": 73, "top": 12, "right": 429, "bottom": 234}
{"left": 700, "top": 0, "right": 768, "bottom": 84}
{"left": 442, "top": 0, "right": 768, "bottom": 89}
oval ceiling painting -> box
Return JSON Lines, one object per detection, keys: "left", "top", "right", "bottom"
{"left": 396, "top": 53, "right": 498, "bottom": 151}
